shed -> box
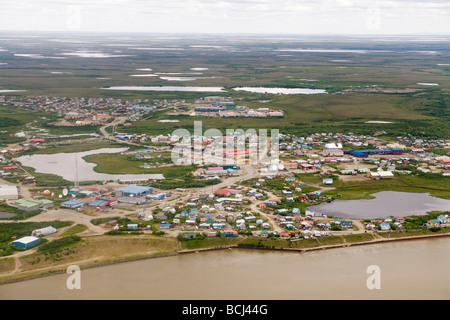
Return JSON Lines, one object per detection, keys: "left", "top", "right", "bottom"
{"left": 31, "top": 226, "right": 56, "bottom": 237}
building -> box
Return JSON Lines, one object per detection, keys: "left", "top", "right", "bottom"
{"left": 215, "top": 198, "right": 243, "bottom": 206}
{"left": 0, "top": 185, "right": 19, "bottom": 200}
{"left": 319, "top": 149, "right": 344, "bottom": 157}
{"left": 13, "top": 199, "right": 54, "bottom": 212}
{"left": 379, "top": 223, "right": 391, "bottom": 231}
{"left": 88, "top": 200, "right": 109, "bottom": 209}
{"left": 283, "top": 162, "right": 299, "bottom": 170}
{"left": 344, "top": 148, "right": 403, "bottom": 158}
{"left": 223, "top": 230, "right": 238, "bottom": 237}
{"left": 214, "top": 189, "right": 231, "bottom": 197}
{"left": 369, "top": 171, "right": 394, "bottom": 179}
{"left": 61, "top": 199, "right": 85, "bottom": 209}
{"left": 11, "top": 236, "right": 40, "bottom": 249}
{"left": 147, "top": 193, "right": 166, "bottom": 201}
{"left": 31, "top": 226, "right": 57, "bottom": 237}
{"left": 116, "top": 185, "right": 153, "bottom": 197}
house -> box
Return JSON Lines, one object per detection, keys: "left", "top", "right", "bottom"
{"left": 305, "top": 209, "right": 315, "bottom": 217}
{"left": 292, "top": 208, "right": 300, "bottom": 215}
{"left": 279, "top": 232, "right": 291, "bottom": 239}
{"left": 282, "top": 190, "right": 293, "bottom": 197}
{"left": 181, "top": 232, "right": 197, "bottom": 240}
{"left": 259, "top": 230, "right": 269, "bottom": 238}
{"left": 262, "top": 222, "right": 271, "bottom": 229}
{"left": 427, "top": 219, "right": 441, "bottom": 228}
{"left": 338, "top": 220, "right": 353, "bottom": 229}
{"left": 379, "top": 223, "right": 391, "bottom": 231}
{"left": 212, "top": 223, "right": 226, "bottom": 230}
{"left": 302, "top": 230, "right": 313, "bottom": 238}
{"left": 223, "top": 230, "right": 238, "bottom": 237}
{"left": 322, "top": 178, "right": 333, "bottom": 185}
{"left": 159, "top": 223, "right": 171, "bottom": 230}
{"left": 437, "top": 215, "right": 448, "bottom": 224}
{"left": 155, "top": 213, "right": 167, "bottom": 220}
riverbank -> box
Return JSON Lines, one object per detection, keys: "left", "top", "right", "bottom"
{"left": 2, "top": 231, "right": 450, "bottom": 286}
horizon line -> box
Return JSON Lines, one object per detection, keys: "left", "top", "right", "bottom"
{"left": 1, "top": 29, "right": 450, "bottom": 37}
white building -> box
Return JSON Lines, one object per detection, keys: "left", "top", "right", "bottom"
{"left": 0, "top": 185, "right": 19, "bottom": 200}
{"left": 31, "top": 226, "right": 57, "bottom": 237}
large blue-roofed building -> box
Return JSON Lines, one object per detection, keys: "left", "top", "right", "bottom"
{"left": 116, "top": 185, "right": 153, "bottom": 197}
{"left": 344, "top": 148, "right": 403, "bottom": 158}
{"left": 61, "top": 199, "right": 85, "bottom": 209}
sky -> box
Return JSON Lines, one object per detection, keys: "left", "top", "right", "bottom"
{"left": 0, "top": 0, "right": 449, "bottom": 35}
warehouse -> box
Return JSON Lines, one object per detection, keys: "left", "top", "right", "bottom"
{"left": 0, "top": 185, "right": 19, "bottom": 200}
{"left": 88, "top": 199, "right": 109, "bottom": 209}
{"left": 13, "top": 199, "right": 54, "bottom": 212}
{"left": 61, "top": 199, "right": 85, "bottom": 209}
{"left": 11, "top": 236, "right": 40, "bottom": 249}
{"left": 344, "top": 148, "right": 403, "bottom": 158}
{"left": 116, "top": 185, "right": 153, "bottom": 197}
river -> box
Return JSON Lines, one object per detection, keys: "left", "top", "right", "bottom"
{"left": 1, "top": 237, "right": 450, "bottom": 300}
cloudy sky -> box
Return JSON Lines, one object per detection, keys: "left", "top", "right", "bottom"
{"left": 0, "top": 0, "right": 449, "bottom": 35}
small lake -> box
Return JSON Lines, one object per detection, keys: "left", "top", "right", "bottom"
{"left": 15, "top": 148, "right": 164, "bottom": 182}
{"left": 308, "top": 191, "right": 450, "bottom": 219}
{"left": 232, "top": 87, "right": 327, "bottom": 95}
{"left": 102, "top": 86, "right": 226, "bottom": 92}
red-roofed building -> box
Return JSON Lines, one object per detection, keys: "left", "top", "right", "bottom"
{"left": 29, "top": 138, "right": 45, "bottom": 143}
{"left": 208, "top": 167, "right": 224, "bottom": 170}
{"left": 2, "top": 165, "right": 18, "bottom": 170}
{"left": 214, "top": 189, "right": 231, "bottom": 196}
{"left": 279, "top": 232, "right": 291, "bottom": 239}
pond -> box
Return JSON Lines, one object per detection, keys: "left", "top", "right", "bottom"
{"left": 308, "top": 191, "right": 450, "bottom": 219}
{"left": 15, "top": 148, "right": 164, "bottom": 182}
{"left": 0, "top": 211, "right": 15, "bottom": 219}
